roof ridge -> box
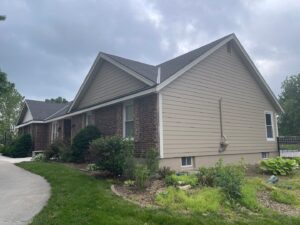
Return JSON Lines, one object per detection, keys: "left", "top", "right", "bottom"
{"left": 100, "top": 52, "right": 155, "bottom": 67}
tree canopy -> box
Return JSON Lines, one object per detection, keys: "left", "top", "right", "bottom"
{"left": 0, "top": 70, "right": 23, "bottom": 137}
{"left": 45, "top": 97, "right": 68, "bottom": 104}
{"left": 278, "top": 73, "right": 300, "bottom": 136}
{"left": 0, "top": 15, "right": 5, "bottom": 21}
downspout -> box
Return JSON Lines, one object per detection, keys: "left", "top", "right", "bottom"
{"left": 219, "top": 98, "right": 228, "bottom": 152}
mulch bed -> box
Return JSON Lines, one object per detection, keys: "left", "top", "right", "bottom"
{"left": 257, "top": 191, "right": 300, "bottom": 217}
{"left": 114, "top": 179, "right": 166, "bottom": 207}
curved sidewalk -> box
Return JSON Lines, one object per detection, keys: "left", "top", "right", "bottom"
{"left": 0, "top": 158, "right": 50, "bottom": 225}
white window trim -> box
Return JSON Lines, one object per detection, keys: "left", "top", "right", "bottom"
{"left": 264, "top": 111, "right": 275, "bottom": 141}
{"left": 85, "top": 111, "right": 94, "bottom": 126}
{"left": 261, "top": 152, "right": 270, "bottom": 159}
{"left": 51, "top": 121, "right": 59, "bottom": 143}
{"left": 181, "top": 157, "right": 193, "bottom": 168}
{"left": 123, "top": 101, "right": 134, "bottom": 139}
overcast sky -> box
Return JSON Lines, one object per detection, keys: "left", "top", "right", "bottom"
{"left": 0, "top": 0, "right": 300, "bottom": 101}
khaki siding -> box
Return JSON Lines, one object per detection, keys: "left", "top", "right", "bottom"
{"left": 161, "top": 45, "right": 278, "bottom": 159}
{"left": 76, "top": 61, "right": 148, "bottom": 109}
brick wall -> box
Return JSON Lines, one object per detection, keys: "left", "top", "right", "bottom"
{"left": 71, "top": 114, "right": 85, "bottom": 139}
{"left": 133, "top": 93, "right": 159, "bottom": 157}
{"left": 94, "top": 103, "right": 123, "bottom": 136}
{"left": 32, "top": 124, "right": 50, "bottom": 150}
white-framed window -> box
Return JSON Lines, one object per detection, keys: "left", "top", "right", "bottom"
{"left": 85, "top": 111, "right": 94, "bottom": 126}
{"left": 181, "top": 157, "right": 193, "bottom": 167}
{"left": 51, "top": 121, "right": 59, "bottom": 143}
{"left": 261, "top": 152, "right": 269, "bottom": 159}
{"left": 265, "top": 111, "right": 275, "bottom": 141}
{"left": 123, "top": 102, "right": 134, "bottom": 138}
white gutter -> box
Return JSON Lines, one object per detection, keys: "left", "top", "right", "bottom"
{"left": 15, "top": 120, "right": 45, "bottom": 129}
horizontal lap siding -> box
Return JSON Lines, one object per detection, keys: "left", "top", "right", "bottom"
{"left": 77, "top": 61, "right": 147, "bottom": 109}
{"left": 161, "top": 45, "right": 278, "bottom": 158}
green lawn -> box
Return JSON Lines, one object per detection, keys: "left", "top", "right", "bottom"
{"left": 18, "top": 162, "right": 300, "bottom": 225}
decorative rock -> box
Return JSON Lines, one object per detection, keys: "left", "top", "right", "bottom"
{"left": 178, "top": 185, "right": 191, "bottom": 190}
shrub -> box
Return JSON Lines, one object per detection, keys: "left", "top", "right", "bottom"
{"left": 145, "top": 148, "right": 159, "bottom": 175}
{"left": 214, "top": 160, "right": 246, "bottom": 202}
{"left": 123, "top": 156, "right": 136, "bottom": 179}
{"left": 45, "top": 140, "right": 72, "bottom": 162}
{"left": 134, "top": 164, "right": 150, "bottom": 189}
{"left": 165, "top": 174, "right": 198, "bottom": 187}
{"left": 158, "top": 166, "right": 174, "bottom": 179}
{"left": 2, "top": 134, "right": 32, "bottom": 158}
{"left": 89, "top": 136, "right": 133, "bottom": 176}
{"left": 32, "top": 153, "right": 46, "bottom": 161}
{"left": 198, "top": 167, "right": 217, "bottom": 186}
{"left": 71, "top": 126, "right": 101, "bottom": 162}
{"left": 260, "top": 157, "right": 299, "bottom": 176}
{"left": 155, "top": 186, "right": 224, "bottom": 213}
{"left": 197, "top": 159, "right": 246, "bottom": 202}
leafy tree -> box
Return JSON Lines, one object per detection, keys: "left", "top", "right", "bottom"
{"left": 278, "top": 74, "right": 300, "bottom": 135}
{"left": 0, "top": 70, "right": 23, "bottom": 137}
{"left": 0, "top": 15, "right": 5, "bottom": 21}
{"left": 45, "top": 96, "right": 68, "bottom": 103}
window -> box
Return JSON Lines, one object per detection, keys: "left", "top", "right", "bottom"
{"left": 181, "top": 157, "right": 192, "bottom": 167}
{"left": 262, "top": 152, "right": 269, "bottom": 159}
{"left": 123, "top": 102, "right": 134, "bottom": 138}
{"left": 51, "top": 121, "right": 59, "bottom": 143}
{"left": 85, "top": 111, "right": 94, "bottom": 126}
{"left": 265, "top": 112, "right": 274, "bottom": 141}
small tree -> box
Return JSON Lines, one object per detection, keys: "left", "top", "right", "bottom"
{"left": 278, "top": 74, "right": 300, "bottom": 135}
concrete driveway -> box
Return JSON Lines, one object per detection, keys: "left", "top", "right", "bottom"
{"left": 0, "top": 157, "right": 50, "bottom": 225}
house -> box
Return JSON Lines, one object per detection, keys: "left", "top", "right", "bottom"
{"left": 16, "top": 33, "right": 283, "bottom": 170}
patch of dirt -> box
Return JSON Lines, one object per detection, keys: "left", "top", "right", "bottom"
{"left": 114, "top": 179, "right": 166, "bottom": 207}
{"left": 257, "top": 191, "right": 300, "bottom": 217}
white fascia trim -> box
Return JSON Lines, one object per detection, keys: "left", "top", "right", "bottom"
{"left": 232, "top": 35, "right": 284, "bottom": 113}
{"left": 47, "top": 87, "right": 157, "bottom": 123}
{"left": 100, "top": 54, "right": 155, "bottom": 86}
{"left": 156, "top": 34, "right": 234, "bottom": 92}
{"left": 156, "top": 67, "right": 161, "bottom": 84}
{"left": 15, "top": 120, "right": 45, "bottom": 129}
{"left": 159, "top": 93, "right": 164, "bottom": 158}
{"left": 68, "top": 53, "right": 102, "bottom": 113}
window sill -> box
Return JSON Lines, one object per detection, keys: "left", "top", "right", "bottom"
{"left": 266, "top": 138, "right": 275, "bottom": 141}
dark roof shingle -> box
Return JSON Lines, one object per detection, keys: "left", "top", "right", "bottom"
{"left": 25, "top": 100, "right": 69, "bottom": 121}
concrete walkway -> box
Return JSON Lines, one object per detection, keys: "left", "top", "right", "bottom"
{"left": 0, "top": 157, "right": 50, "bottom": 225}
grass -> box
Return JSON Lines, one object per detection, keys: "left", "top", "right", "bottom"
{"left": 17, "top": 162, "right": 300, "bottom": 225}
{"left": 156, "top": 186, "right": 225, "bottom": 213}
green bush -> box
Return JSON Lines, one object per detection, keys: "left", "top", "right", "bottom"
{"left": 2, "top": 134, "right": 32, "bottom": 158}
{"left": 158, "top": 166, "right": 174, "bottom": 179}
{"left": 134, "top": 164, "right": 150, "bottom": 189}
{"left": 145, "top": 148, "right": 159, "bottom": 175}
{"left": 45, "top": 140, "right": 72, "bottom": 162}
{"left": 71, "top": 126, "right": 101, "bottom": 162}
{"left": 260, "top": 157, "right": 299, "bottom": 176}
{"left": 197, "top": 160, "right": 246, "bottom": 202}
{"left": 198, "top": 167, "right": 217, "bottom": 186}
{"left": 165, "top": 174, "right": 198, "bottom": 187}
{"left": 89, "top": 136, "right": 133, "bottom": 176}
{"left": 156, "top": 186, "right": 224, "bottom": 213}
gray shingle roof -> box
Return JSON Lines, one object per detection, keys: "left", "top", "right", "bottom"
{"left": 101, "top": 34, "right": 232, "bottom": 84}
{"left": 25, "top": 100, "right": 69, "bottom": 121}
{"left": 20, "top": 34, "right": 235, "bottom": 124}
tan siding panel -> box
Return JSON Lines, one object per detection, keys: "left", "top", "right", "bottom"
{"left": 161, "top": 45, "right": 278, "bottom": 158}
{"left": 77, "top": 61, "right": 148, "bottom": 109}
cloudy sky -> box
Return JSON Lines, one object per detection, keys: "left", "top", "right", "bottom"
{"left": 0, "top": 0, "right": 300, "bottom": 101}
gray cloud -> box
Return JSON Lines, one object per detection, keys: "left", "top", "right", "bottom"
{"left": 0, "top": 0, "right": 299, "bottom": 100}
